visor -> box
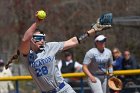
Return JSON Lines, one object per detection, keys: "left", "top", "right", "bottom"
{"left": 33, "top": 34, "right": 46, "bottom": 42}
{"left": 95, "top": 35, "right": 106, "bottom": 42}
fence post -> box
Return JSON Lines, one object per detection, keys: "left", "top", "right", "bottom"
{"left": 15, "top": 80, "right": 19, "bottom": 93}
{"left": 80, "top": 78, "right": 84, "bottom": 93}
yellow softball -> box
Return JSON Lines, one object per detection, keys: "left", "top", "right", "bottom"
{"left": 37, "top": 10, "right": 46, "bottom": 20}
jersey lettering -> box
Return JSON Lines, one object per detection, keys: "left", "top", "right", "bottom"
{"left": 35, "top": 66, "right": 48, "bottom": 77}
{"left": 30, "top": 56, "right": 54, "bottom": 68}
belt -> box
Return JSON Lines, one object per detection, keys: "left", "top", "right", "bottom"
{"left": 42, "top": 82, "right": 65, "bottom": 93}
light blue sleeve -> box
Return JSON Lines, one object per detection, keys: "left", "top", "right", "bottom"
{"left": 83, "top": 50, "right": 93, "bottom": 65}
{"left": 44, "top": 42, "right": 64, "bottom": 54}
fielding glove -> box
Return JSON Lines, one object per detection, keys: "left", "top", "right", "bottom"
{"left": 92, "top": 13, "right": 112, "bottom": 31}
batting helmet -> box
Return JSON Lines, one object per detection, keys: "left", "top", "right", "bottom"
{"left": 108, "top": 77, "right": 123, "bottom": 91}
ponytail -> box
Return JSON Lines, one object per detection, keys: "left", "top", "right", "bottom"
{"left": 5, "top": 49, "right": 20, "bottom": 69}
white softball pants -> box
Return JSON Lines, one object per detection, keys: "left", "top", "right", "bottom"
{"left": 88, "top": 76, "right": 107, "bottom": 93}
{"left": 57, "top": 82, "right": 76, "bottom": 93}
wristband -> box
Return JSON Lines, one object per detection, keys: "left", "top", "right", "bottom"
{"left": 109, "top": 67, "right": 113, "bottom": 73}
{"left": 76, "top": 32, "right": 90, "bottom": 44}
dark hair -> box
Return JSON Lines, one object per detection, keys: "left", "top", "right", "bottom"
{"left": 63, "top": 50, "right": 73, "bottom": 57}
{"left": 35, "top": 28, "right": 44, "bottom": 34}
{"left": 64, "top": 51, "right": 72, "bottom": 57}
{"left": 5, "top": 49, "right": 20, "bottom": 69}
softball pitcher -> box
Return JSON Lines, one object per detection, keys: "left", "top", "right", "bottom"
{"left": 19, "top": 11, "right": 111, "bottom": 93}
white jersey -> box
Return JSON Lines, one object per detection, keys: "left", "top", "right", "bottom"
{"left": 0, "top": 67, "right": 14, "bottom": 93}
{"left": 83, "top": 48, "right": 113, "bottom": 74}
{"left": 25, "top": 42, "right": 65, "bottom": 92}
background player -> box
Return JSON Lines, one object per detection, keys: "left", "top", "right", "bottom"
{"left": 0, "top": 59, "right": 14, "bottom": 93}
{"left": 19, "top": 11, "right": 111, "bottom": 93}
{"left": 82, "top": 34, "right": 113, "bottom": 93}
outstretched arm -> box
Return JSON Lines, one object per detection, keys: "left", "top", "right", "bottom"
{"left": 63, "top": 22, "right": 112, "bottom": 50}
{"left": 63, "top": 13, "right": 112, "bottom": 50}
{"left": 63, "top": 28, "right": 96, "bottom": 50}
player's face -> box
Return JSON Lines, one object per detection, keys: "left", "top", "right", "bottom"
{"left": 96, "top": 41, "right": 105, "bottom": 49}
{"left": 34, "top": 38, "right": 45, "bottom": 49}
{"left": 32, "top": 32, "right": 45, "bottom": 50}
{"left": 96, "top": 38, "right": 106, "bottom": 48}
{"left": 65, "top": 55, "right": 72, "bottom": 61}
{"left": 96, "top": 40, "right": 106, "bottom": 50}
